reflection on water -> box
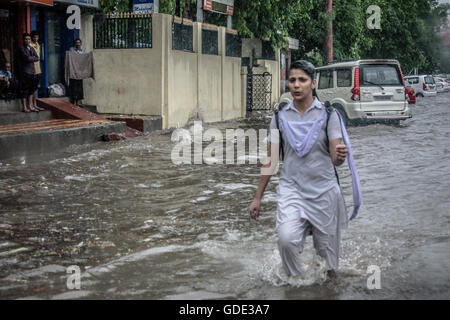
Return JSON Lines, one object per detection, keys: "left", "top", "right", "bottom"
{"left": 0, "top": 93, "right": 449, "bottom": 299}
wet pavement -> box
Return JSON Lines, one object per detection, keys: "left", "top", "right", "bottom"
{"left": 0, "top": 92, "right": 449, "bottom": 299}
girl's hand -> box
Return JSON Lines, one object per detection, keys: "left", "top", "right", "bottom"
{"left": 335, "top": 144, "right": 348, "bottom": 163}
{"left": 249, "top": 198, "right": 261, "bottom": 220}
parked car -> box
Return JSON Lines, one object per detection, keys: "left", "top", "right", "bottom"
{"left": 404, "top": 75, "right": 437, "bottom": 97}
{"left": 406, "top": 86, "right": 416, "bottom": 104}
{"left": 445, "top": 79, "right": 450, "bottom": 91}
{"left": 314, "top": 59, "right": 411, "bottom": 125}
{"left": 433, "top": 76, "right": 449, "bottom": 92}
{"left": 433, "top": 77, "right": 445, "bottom": 93}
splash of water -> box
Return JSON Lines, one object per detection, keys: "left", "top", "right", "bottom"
{"left": 257, "top": 243, "right": 330, "bottom": 287}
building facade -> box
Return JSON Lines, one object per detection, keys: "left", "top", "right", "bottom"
{"left": 0, "top": 0, "right": 98, "bottom": 98}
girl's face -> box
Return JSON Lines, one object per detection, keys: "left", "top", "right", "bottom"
{"left": 288, "top": 68, "right": 316, "bottom": 102}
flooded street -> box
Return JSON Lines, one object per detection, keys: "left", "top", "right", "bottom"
{"left": 0, "top": 92, "right": 449, "bottom": 300}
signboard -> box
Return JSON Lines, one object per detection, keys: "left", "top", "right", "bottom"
{"left": 203, "top": 0, "right": 234, "bottom": 16}
{"left": 287, "top": 37, "right": 299, "bottom": 50}
{"left": 133, "top": 0, "right": 154, "bottom": 14}
{"left": 54, "top": 0, "right": 98, "bottom": 8}
{"left": 26, "top": 0, "right": 54, "bottom": 5}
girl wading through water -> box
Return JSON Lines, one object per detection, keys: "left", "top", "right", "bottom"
{"left": 249, "top": 60, "right": 362, "bottom": 278}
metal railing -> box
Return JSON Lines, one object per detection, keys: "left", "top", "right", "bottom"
{"left": 94, "top": 13, "right": 152, "bottom": 49}
{"left": 226, "top": 33, "right": 242, "bottom": 58}
{"left": 172, "top": 20, "right": 194, "bottom": 52}
{"left": 202, "top": 28, "right": 218, "bottom": 55}
{"left": 247, "top": 72, "right": 272, "bottom": 111}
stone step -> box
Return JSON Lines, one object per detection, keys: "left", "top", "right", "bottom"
{"left": 0, "top": 99, "right": 22, "bottom": 112}
{"left": 0, "top": 110, "right": 52, "bottom": 126}
{"left": 0, "top": 119, "right": 126, "bottom": 160}
{"left": 103, "top": 114, "right": 162, "bottom": 133}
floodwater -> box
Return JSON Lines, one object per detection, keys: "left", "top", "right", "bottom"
{"left": 0, "top": 93, "right": 449, "bottom": 300}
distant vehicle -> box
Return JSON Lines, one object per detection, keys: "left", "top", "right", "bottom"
{"left": 406, "top": 86, "right": 416, "bottom": 104}
{"left": 433, "top": 77, "right": 449, "bottom": 92}
{"left": 404, "top": 75, "right": 437, "bottom": 97}
{"left": 433, "top": 77, "right": 445, "bottom": 93}
{"left": 314, "top": 59, "right": 411, "bottom": 125}
{"left": 445, "top": 79, "right": 450, "bottom": 91}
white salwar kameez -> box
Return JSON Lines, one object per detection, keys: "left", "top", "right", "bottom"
{"left": 269, "top": 98, "right": 349, "bottom": 277}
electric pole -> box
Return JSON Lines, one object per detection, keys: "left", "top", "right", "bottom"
{"left": 324, "top": 0, "right": 333, "bottom": 64}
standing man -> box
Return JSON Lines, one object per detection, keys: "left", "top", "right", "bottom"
{"left": 68, "top": 38, "right": 85, "bottom": 106}
{"left": 248, "top": 60, "right": 362, "bottom": 278}
{"left": 18, "top": 33, "right": 40, "bottom": 113}
{"left": 30, "top": 31, "right": 44, "bottom": 111}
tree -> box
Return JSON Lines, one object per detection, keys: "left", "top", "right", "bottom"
{"left": 233, "top": 0, "right": 310, "bottom": 49}
{"left": 99, "top": 0, "right": 129, "bottom": 13}
{"left": 360, "top": 0, "right": 449, "bottom": 74}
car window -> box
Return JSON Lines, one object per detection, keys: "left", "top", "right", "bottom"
{"left": 361, "top": 64, "right": 402, "bottom": 86}
{"left": 425, "top": 76, "right": 434, "bottom": 84}
{"left": 406, "top": 77, "right": 419, "bottom": 84}
{"left": 337, "top": 69, "right": 352, "bottom": 87}
{"left": 318, "top": 70, "right": 333, "bottom": 89}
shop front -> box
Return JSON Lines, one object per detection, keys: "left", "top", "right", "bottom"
{"left": 0, "top": 0, "right": 98, "bottom": 99}
{"left": 34, "top": 0, "right": 99, "bottom": 96}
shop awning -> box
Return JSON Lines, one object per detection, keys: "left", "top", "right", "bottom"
{"left": 27, "top": 0, "right": 53, "bottom": 5}
{"left": 54, "top": 0, "right": 99, "bottom": 8}
{"left": 0, "top": 0, "right": 54, "bottom": 6}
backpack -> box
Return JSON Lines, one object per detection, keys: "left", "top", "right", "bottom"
{"left": 273, "top": 100, "right": 340, "bottom": 185}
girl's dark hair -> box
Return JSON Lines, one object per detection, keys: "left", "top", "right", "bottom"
{"left": 30, "top": 30, "right": 39, "bottom": 37}
{"left": 289, "top": 60, "right": 316, "bottom": 80}
{"left": 22, "top": 33, "right": 31, "bottom": 40}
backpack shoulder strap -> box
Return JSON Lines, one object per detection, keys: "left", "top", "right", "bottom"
{"left": 324, "top": 101, "right": 334, "bottom": 145}
{"left": 274, "top": 102, "right": 288, "bottom": 160}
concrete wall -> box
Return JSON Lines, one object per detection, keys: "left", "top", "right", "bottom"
{"left": 81, "top": 14, "right": 164, "bottom": 117}
{"left": 83, "top": 49, "right": 163, "bottom": 116}
{"left": 198, "top": 54, "right": 222, "bottom": 122}
{"left": 222, "top": 57, "right": 242, "bottom": 120}
{"left": 242, "top": 38, "right": 262, "bottom": 59}
{"left": 80, "top": 13, "right": 279, "bottom": 129}
{"left": 167, "top": 50, "right": 198, "bottom": 127}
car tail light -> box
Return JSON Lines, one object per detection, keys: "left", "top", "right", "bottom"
{"left": 351, "top": 68, "right": 360, "bottom": 101}
{"left": 423, "top": 83, "right": 427, "bottom": 91}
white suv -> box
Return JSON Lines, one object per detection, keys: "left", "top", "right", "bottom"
{"left": 404, "top": 75, "right": 437, "bottom": 97}
{"left": 314, "top": 59, "right": 411, "bottom": 125}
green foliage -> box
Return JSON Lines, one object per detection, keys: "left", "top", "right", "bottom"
{"left": 159, "top": 0, "right": 177, "bottom": 15}
{"left": 287, "top": 0, "right": 449, "bottom": 72}
{"left": 233, "top": 0, "right": 309, "bottom": 49}
{"left": 360, "top": 0, "right": 449, "bottom": 74}
{"left": 99, "top": 0, "right": 129, "bottom": 13}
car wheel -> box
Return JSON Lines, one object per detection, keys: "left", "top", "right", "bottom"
{"left": 416, "top": 93, "right": 424, "bottom": 98}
